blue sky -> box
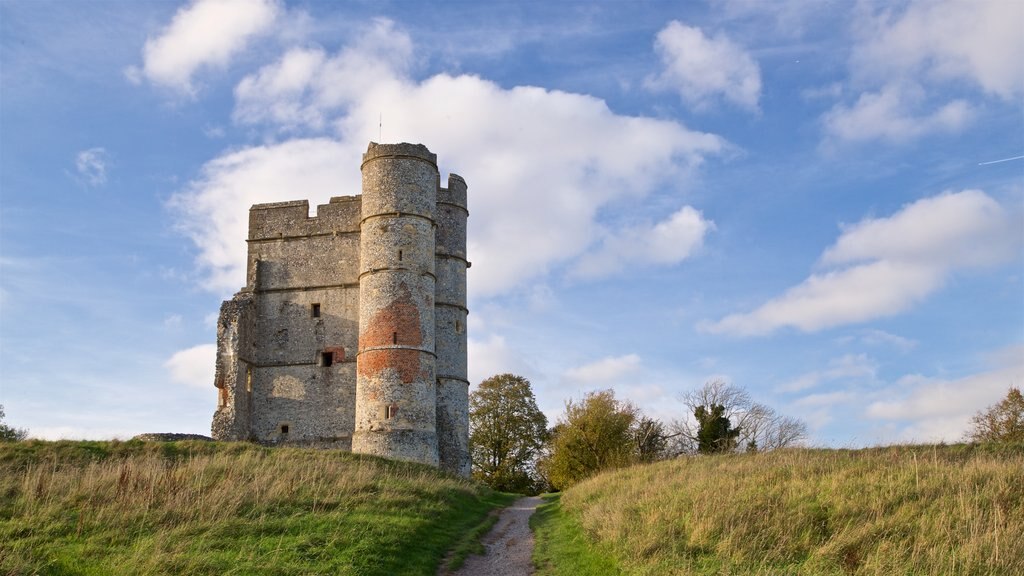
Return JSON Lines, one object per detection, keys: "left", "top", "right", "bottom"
{"left": 1, "top": 0, "right": 1021, "bottom": 446}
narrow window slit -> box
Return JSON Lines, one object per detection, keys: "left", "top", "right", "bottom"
{"left": 311, "top": 303, "right": 321, "bottom": 318}
{"left": 321, "top": 352, "right": 334, "bottom": 367}
{"left": 393, "top": 332, "right": 398, "bottom": 344}
{"left": 398, "top": 250, "right": 403, "bottom": 261}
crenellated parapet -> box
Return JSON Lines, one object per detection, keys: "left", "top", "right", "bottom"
{"left": 248, "top": 196, "right": 362, "bottom": 242}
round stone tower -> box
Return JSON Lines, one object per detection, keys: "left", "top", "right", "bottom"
{"left": 435, "top": 174, "right": 471, "bottom": 476}
{"left": 353, "top": 142, "right": 439, "bottom": 466}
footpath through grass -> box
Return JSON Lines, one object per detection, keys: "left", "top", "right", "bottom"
{"left": 0, "top": 440, "right": 513, "bottom": 575}
{"left": 548, "top": 443, "right": 1024, "bottom": 575}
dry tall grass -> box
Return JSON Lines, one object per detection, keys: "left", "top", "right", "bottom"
{"left": 560, "top": 444, "right": 1024, "bottom": 575}
{"left": 0, "top": 440, "right": 504, "bottom": 575}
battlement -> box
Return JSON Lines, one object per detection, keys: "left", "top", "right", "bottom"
{"left": 438, "top": 174, "right": 468, "bottom": 210}
{"left": 248, "top": 196, "right": 362, "bottom": 241}
{"left": 362, "top": 142, "right": 437, "bottom": 168}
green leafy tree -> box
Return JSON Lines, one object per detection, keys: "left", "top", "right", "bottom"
{"left": 544, "top": 389, "right": 638, "bottom": 490}
{"left": 694, "top": 403, "right": 740, "bottom": 454}
{"left": 967, "top": 387, "right": 1024, "bottom": 443}
{"left": 469, "top": 374, "right": 548, "bottom": 493}
{"left": 0, "top": 404, "right": 28, "bottom": 442}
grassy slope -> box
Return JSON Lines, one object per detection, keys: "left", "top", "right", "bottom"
{"left": 0, "top": 440, "right": 514, "bottom": 576}
{"left": 552, "top": 444, "right": 1024, "bottom": 575}
{"left": 531, "top": 493, "right": 622, "bottom": 576}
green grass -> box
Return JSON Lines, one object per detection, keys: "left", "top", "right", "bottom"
{"left": 548, "top": 444, "right": 1024, "bottom": 575}
{"left": 531, "top": 493, "right": 622, "bottom": 575}
{"left": 0, "top": 439, "right": 511, "bottom": 575}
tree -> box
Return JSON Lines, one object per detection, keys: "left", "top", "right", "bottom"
{"left": 633, "top": 416, "right": 670, "bottom": 462}
{"left": 694, "top": 403, "right": 740, "bottom": 454}
{"left": 0, "top": 405, "right": 28, "bottom": 442}
{"left": 469, "top": 374, "right": 548, "bottom": 493}
{"left": 670, "top": 380, "right": 807, "bottom": 455}
{"left": 543, "top": 389, "right": 639, "bottom": 490}
{"left": 967, "top": 387, "right": 1024, "bottom": 443}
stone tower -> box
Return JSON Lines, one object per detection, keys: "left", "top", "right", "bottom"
{"left": 353, "top": 143, "right": 441, "bottom": 466}
{"left": 210, "top": 142, "right": 469, "bottom": 475}
{"left": 434, "top": 174, "right": 471, "bottom": 476}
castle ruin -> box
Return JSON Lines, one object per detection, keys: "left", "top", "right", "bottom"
{"left": 211, "top": 142, "right": 470, "bottom": 476}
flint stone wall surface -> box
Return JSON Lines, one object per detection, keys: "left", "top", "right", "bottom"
{"left": 211, "top": 142, "right": 469, "bottom": 473}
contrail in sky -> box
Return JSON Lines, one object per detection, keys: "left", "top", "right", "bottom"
{"left": 978, "top": 155, "right": 1024, "bottom": 166}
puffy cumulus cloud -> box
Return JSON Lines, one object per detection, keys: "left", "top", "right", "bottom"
{"left": 822, "top": 83, "right": 972, "bottom": 144}
{"left": 165, "top": 344, "right": 217, "bottom": 389}
{"left": 823, "top": 0, "right": 1022, "bottom": 145}
{"left": 176, "top": 20, "right": 725, "bottom": 298}
{"left": 865, "top": 347, "right": 1024, "bottom": 442}
{"left": 129, "top": 0, "right": 280, "bottom": 95}
{"left": 570, "top": 206, "right": 714, "bottom": 279}
{"left": 646, "top": 21, "right": 761, "bottom": 112}
{"left": 563, "top": 354, "right": 642, "bottom": 386}
{"left": 234, "top": 19, "right": 413, "bottom": 131}
{"left": 851, "top": 0, "right": 1024, "bottom": 100}
{"left": 168, "top": 138, "right": 358, "bottom": 294}
{"left": 703, "top": 190, "right": 1018, "bottom": 336}
{"left": 74, "top": 147, "right": 110, "bottom": 186}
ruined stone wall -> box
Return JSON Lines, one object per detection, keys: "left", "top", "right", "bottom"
{"left": 212, "top": 196, "right": 362, "bottom": 447}
{"left": 211, "top": 291, "right": 256, "bottom": 440}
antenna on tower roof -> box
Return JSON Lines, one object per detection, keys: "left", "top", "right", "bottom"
{"left": 379, "top": 113, "right": 382, "bottom": 141}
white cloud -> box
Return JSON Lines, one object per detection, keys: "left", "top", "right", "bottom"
{"left": 820, "top": 190, "right": 1016, "bottom": 268}
{"left": 570, "top": 206, "right": 714, "bottom": 279}
{"left": 233, "top": 19, "right": 413, "bottom": 131}
{"left": 75, "top": 147, "right": 109, "bottom": 186}
{"left": 564, "top": 354, "right": 642, "bottom": 386}
{"left": 851, "top": 0, "right": 1024, "bottom": 100}
{"left": 865, "top": 347, "right": 1024, "bottom": 442}
{"left": 822, "top": 83, "right": 972, "bottom": 143}
{"left": 467, "top": 334, "right": 532, "bottom": 386}
{"left": 131, "top": 0, "right": 280, "bottom": 95}
{"left": 778, "top": 353, "right": 877, "bottom": 393}
{"left": 173, "top": 21, "right": 725, "bottom": 298}
{"left": 646, "top": 20, "right": 761, "bottom": 112}
{"left": 703, "top": 190, "right": 1018, "bottom": 335}
{"left": 168, "top": 138, "right": 356, "bottom": 294}
{"left": 165, "top": 344, "right": 216, "bottom": 389}
{"left": 856, "top": 329, "right": 917, "bottom": 353}
{"left": 823, "top": 0, "right": 1023, "bottom": 145}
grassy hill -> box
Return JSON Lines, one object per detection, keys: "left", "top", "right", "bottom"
{"left": 0, "top": 440, "right": 512, "bottom": 575}
{"left": 543, "top": 444, "right": 1024, "bottom": 575}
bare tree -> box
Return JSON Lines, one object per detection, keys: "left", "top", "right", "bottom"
{"left": 670, "top": 380, "right": 807, "bottom": 455}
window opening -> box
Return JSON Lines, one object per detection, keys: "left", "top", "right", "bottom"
{"left": 280, "top": 424, "right": 289, "bottom": 435}
{"left": 245, "top": 366, "right": 252, "bottom": 393}
{"left": 398, "top": 250, "right": 403, "bottom": 261}
{"left": 311, "top": 303, "right": 321, "bottom": 318}
{"left": 393, "top": 332, "right": 398, "bottom": 344}
{"left": 322, "top": 352, "right": 334, "bottom": 367}
{"left": 385, "top": 404, "right": 397, "bottom": 419}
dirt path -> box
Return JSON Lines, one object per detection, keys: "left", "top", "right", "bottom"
{"left": 447, "top": 495, "right": 544, "bottom": 576}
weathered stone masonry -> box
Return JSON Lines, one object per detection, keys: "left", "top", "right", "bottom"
{"left": 212, "top": 142, "right": 470, "bottom": 476}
